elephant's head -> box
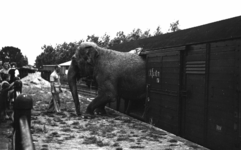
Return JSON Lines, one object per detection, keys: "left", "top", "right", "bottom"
{"left": 68, "top": 42, "right": 99, "bottom": 115}
{"left": 71, "top": 42, "right": 99, "bottom": 78}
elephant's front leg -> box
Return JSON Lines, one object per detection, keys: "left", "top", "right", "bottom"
{"left": 85, "top": 90, "right": 117, "bottom": 116}
{"left": 85, "top": 94, "right": 112, "bottom": 115}
{"left": 84, "top": 80, "right": 117, "bottom": 118}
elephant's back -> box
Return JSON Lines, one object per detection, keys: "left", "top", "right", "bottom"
{"left": 96, "top": 48, "right": 146, "bottom": 97}
{"left": 97, "top": 49, "right": 145, "bottom": 74}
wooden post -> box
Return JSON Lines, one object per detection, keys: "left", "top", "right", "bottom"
{"left": 13, "top": 94, "right": 34, "bottom": 150}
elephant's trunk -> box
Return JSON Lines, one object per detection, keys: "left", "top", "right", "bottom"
{"left": 67, "top": 63, "right": 81, "bottom": 115}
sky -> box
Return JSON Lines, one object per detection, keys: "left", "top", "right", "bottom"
{"left": 0, "top": 0, "right": 240, "bottom": 65}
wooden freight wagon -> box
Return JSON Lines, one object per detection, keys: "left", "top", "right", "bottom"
{"left": 19, "top": 67, "right": 37, "bottom": 79}
{"left": 110, "top": 16, "right": 241, "bottom": 150}
{"left": 39, "top": 69, "right": 52, "bottom": 81}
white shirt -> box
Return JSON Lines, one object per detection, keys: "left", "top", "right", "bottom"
{"left": 50, "top": 70, "right": 61, "bottom": 86}
{"left": 11, "top": 67, "right": 19, "bottom": 77}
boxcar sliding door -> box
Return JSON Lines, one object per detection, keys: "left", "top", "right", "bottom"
{"left": 146, "top": 50, "right": 182, "bottom": 135}
{"left": 182, "top": 44, "right": 207, "bottom": 145}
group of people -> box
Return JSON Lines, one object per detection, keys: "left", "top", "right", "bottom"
{"left": 0, "top": 62, "right": 63, "bottom": 121}
{"left": 0, "top": 59, "right": 21, "bottom": 121}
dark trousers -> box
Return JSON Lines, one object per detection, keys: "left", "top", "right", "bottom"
{"left": 48, "top": 93, "right": 61, "bottom": 112}
{"left": 0, "top": 93, "right": 6, "bottom": 120}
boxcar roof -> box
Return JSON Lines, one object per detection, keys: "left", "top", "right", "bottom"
{"left": 111, "top": 15, "right": 241, "bottom": 52}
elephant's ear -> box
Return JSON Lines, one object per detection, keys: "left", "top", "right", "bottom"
{"left": 85, "top": 46, "right": 99, "bottom": 65}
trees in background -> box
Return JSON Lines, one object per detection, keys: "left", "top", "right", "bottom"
{"left": 0, "top": 46, "right": 28, "bottom": 67}
{"left": 35, "top": 41, "right": 83, "bottom": 68}
{"left": 86, "top": 34, "right": 110, "bottom": 48}
{"left": 35, "top": 20, "right": 180, "bottom": 68}
{"left": 168, "top": 20, "right": 180, "bottom": 32}
{"left": 35, "top": 45, "right": 55, "bottom": 68}
{"left": 153, "top": 26, "right": 163, "bottom": 36}
{"left": 109, "top": 31, "right": 127, "bottom": 46}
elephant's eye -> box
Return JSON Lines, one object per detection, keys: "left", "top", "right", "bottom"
{"left": 71, "top": 55, "right": 76, "bottom": 60}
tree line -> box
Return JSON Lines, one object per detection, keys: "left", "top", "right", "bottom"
{"left": 35, "top": 20, "right": 180, "bottom": 68}
{"left": 0, "top": 46, "right": 28, "bottom": 67}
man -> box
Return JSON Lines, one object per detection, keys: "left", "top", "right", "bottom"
{"left": 47, "top": 65, "right": 62, "bottom": 113}
{"left": 0, "top": 62, "right": 10, "bottom": 75}
{"left": 8, "top": 62, "right": 20, "bottom": 84}
{"left": 8, "top": 62, "right": 22, "bottom": 105}
{"left": 0, "top": 62, "right": 11, "bottom": 87}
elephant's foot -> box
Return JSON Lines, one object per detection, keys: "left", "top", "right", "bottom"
{"left": 94, "top": 108, "right": 107, "bottom": 116}
{"left": 76, "top": 111, "right": 82, "bottom": 116}
{"left": 94, "top": 111, "right": 107, "bottom": 116}
{"left": 81, "top": 113, "right": 95, "bottom": 119}
{"left": 75, "top": 105, "right": 82, "bottom": 116}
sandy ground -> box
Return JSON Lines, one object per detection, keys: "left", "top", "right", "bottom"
{"left": 21, "top": 73, "right": 208, "bottom": 150}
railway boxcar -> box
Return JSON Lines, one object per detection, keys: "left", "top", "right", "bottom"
{"left": 39, "top": 69, "right": 52, "bottom": 81}
{"left": 19, "top": 67, "right": 37, "bottom": 79}
{"left": 109, "top": 16, "right": 241, "bottom": 150}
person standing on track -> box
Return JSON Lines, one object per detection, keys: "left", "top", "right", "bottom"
{"left": 47, "top": 65, "right": 63, "bottom": 113}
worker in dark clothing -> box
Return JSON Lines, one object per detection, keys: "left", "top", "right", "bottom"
{"left": 0, "top": 74, "right": 14, "bottom": 121}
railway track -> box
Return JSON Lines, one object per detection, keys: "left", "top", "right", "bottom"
{"left": 62, "top": 83, "right": 98, "bottom": 98}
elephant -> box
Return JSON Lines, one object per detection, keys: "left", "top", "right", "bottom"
{"left": 68, "top": 42, "right": 146, "bottom": 117}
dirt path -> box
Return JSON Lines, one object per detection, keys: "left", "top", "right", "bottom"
{"left": 22, "top": 73, "right": 208, "bottom": 150}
